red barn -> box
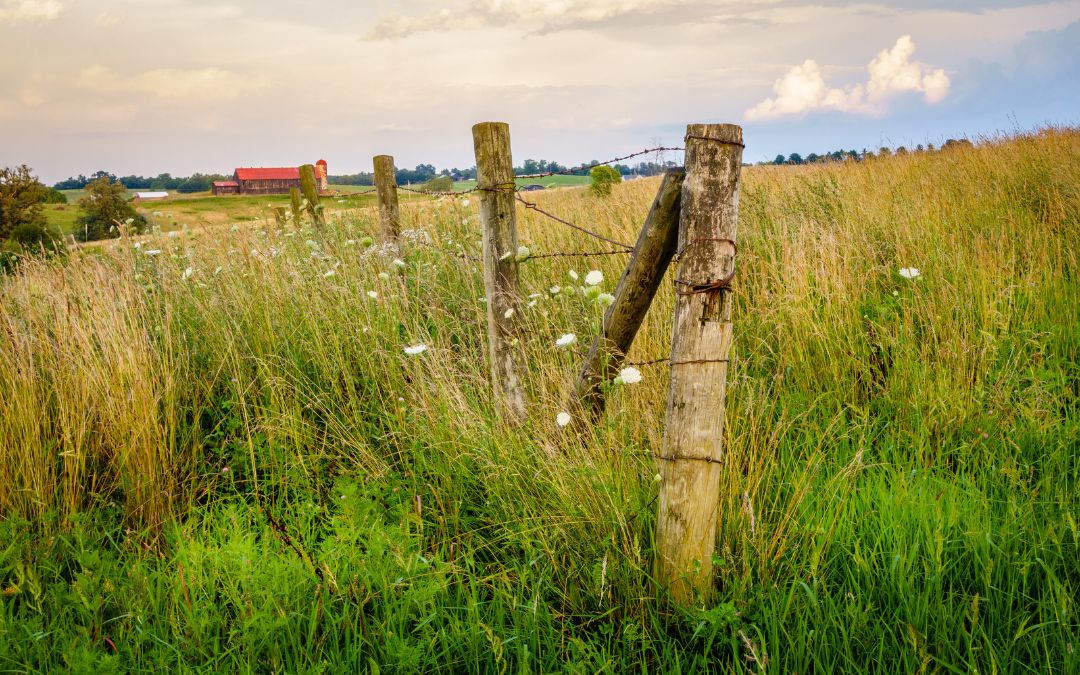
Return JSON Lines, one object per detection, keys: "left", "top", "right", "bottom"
{"left": 213, "top": 160, "right": 329, "bottom": 196}
{"left": 233, "top": 167, "right": 301, "bottom": 195}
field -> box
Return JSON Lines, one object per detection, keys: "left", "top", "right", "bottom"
{"left": 2, "top": 129, "right": 1078, "bottom": 672}
{"left": 48, "top": 177, "right": 590, "bottom": 236}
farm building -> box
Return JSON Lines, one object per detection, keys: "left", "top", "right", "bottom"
{"left": 213, "top": 159, "right": 329, "bottom": 196}
{"left": 134, "top": 191, "right": 169, "bottom": 200}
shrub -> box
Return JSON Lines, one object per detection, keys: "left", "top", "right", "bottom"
{"left": 589, "top": 165, "right": 622, "bottom": 197}
{"left": 76, "top": 177, "right": 148, "bottom": 241}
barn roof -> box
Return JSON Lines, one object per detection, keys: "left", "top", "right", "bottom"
{"left": 235, "top": 167, "right": 300, "bottom": 181}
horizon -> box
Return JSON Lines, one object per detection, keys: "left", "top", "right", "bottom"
{"left": 1, "top": 1, "right": 1078, "bottom": 183}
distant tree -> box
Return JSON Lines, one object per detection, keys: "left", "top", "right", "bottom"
{"left": 806, "top": 153, "right": 821, "bottom": 163}
{"left": 878, "top": 147, "right": 892, "bottom": 157}
{"left": 943, "top": 139, "right": 974, "bottom": 151}
{"left": 76, "top": 177, "right": 147, "bottom": 241}
{"left": 788, "top": 153, "right": 804, "bottom": 165}
{"left": 589, "top": 165, "right": 622, "bottom": 197}
{"left": 896, "top": 146, "right": 908, "bottom": 155}
{"left": 773, "top": 154, "right": 786, "bottom": 165}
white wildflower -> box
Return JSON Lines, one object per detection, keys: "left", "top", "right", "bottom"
{"left": 367, "top": 290, "right": 378, "bottom": 300}
{"left": 393, "top": 258, "right": 406, "bottom": 268}
{"left": 404, "top": 344, "right": 428, "bottom": 355}
{"left": 504, "top": 308, "right": 515, "bottom": 319}
{"left": 461, "top": 198, "right": 471, "bottom": 207}
{"left": 144, "top": 249, "right": 162, "bottom": 256}
{"left": 568, "top": 269, "right": 579, "bottom": 281}
{"left": 585, "top": 270, "right": 604, "bottom": 286}
{"left": 616, "top": 366, "right": 642, "bottom": 385}
{"left": 549, "top": 286, "right": 562, "bottom": 295}
{"left": 516, "top": 245, "right": 531, "bottom": 262}
{"left": 596, "top": 293, "right": 615, "bottom": 307}
{"left": 556, "top": 412, "right": 572, "bottom": 427}
{"left": 378, "top": 272, "right": 390, "bottom": 280}
{"left": 555, "top": 333, "right": 577, "bottom": 348}
{"left": 500, "top": 251, "right": 514, "bottom": 262}
{"left": 183, "top": 267, "right": 194, "bottom": 279}
{"left": 898, "top": 267, "right": 921, "bottom": 280}
{"left": 323, "top": 269, "right": 336, "bottom": 278}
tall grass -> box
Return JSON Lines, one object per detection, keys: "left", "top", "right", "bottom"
{"left": 1, "top": 128, "right": 1077, "bottom": 672}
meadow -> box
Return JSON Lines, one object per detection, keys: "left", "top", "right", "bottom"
{"left": 1, "top": 129, "right": 1077, "bottom": 673}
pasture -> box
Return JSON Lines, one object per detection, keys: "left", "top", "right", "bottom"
{"left": 1, "top": 129, "right": 1077, "bottom": 672}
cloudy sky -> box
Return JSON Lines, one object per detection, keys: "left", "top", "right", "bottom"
{"left": 1, "top": 0, "right": 1078, "bottom": 182}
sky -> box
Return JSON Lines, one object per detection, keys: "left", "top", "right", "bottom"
{"left": 1, "top": 0, "right": 1078, "bottom": 183}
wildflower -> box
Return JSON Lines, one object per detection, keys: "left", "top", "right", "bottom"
{"left": 345, "top": 239, "right": 356, "bottom": 246}
{"left": 898, "top": 267, "right": 921, "bottom": 280}
{"left": 378, "top": 272, "right": 390, "bottom": 280}
{"left": 584, "top": 285, "right": 602, "bottom": 300}
{"left": 183, "top": 267, "right": 194, "bottom": 279}
{"left": 503, "top": 308, "right": 515, "bottom": 319}
{"left": 393, "top": 258, "right": 406, "bottom": 268}
{"left": 549, "top": 286, "right": 562, "bottom": 295}
{"left": 404, "top": 344, "right": 428, "bottom": 355}
{"left": 144, "top": 249, "right": 162, "bottom": 256}
{"left": 168, "top": 231, "right": 180, "bottom": 238}
{"left": 323, "top": 269, "right": 336, "bottom": 278}
{"left": 222, "top": 467, "right": 230, "bottom": 474}
{"left": 528, "top": 300, "right": 537, "bottom": 307}
{"left": 500, "top": 251, "right": 514, "bottom": 262}
{"left": 461, "top": 198, "right": 471, "bottom": 207}
{"left": 585, "top": 270, "right": 604, "bottom": 286}
{"left": 133, "top": 241, "right": 143, "bottom": 249}
{"left": 556, "top": 412, "right": 572, "bottom": 427}
{"left": 214, "top": 266, "right": 222, "bottom": 275}
{"left": 596, "top": 293, "right": 615, "bottom": 307}
{"left": 305, "top": 239, "right": 320, "bottom": 250}
{"left": 367, "top": 290, "right": 378, "bottom": 300}
{"left": 615, "top": 366, "right": 643, "bottom": 385}
{"left": 516, "top": 245, "right": 531, "bottom": 262}
{"left": 568, "top": 269, "right": 579, "bottom": 281}
{"left": 555, "top": 333, "right": 577, "bottom": 348}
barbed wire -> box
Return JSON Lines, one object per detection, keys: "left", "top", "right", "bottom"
{"left": 514, "top": 193, "right": 634, "bottom": 251}
{"left": 515, "top": 147, "right": 685, "bottom": 179}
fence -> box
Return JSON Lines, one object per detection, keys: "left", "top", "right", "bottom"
{"left": 308, "top": 122, "right": 743, "bottom": 604}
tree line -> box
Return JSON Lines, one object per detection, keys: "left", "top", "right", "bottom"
{"left": 54, "top": 171, "right": 232, "bottom": 193}
{"left": 764, "top": 139, "right": 974, "bottom": 166}
{"left": 329, "top": 158, "right": 680, "bottom": 187}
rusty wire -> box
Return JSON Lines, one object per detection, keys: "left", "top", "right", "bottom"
{"left": 514, "top": 193, "right": 634, "bottom": 251}
{"left": 515, "top": 146, "right": 685, "bottom": 179}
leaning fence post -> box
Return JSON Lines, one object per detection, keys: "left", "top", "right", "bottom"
{"left": 299, "top": 164, "right": 325, "bottom": 229}
{"left": 572, "top": 169, "right": 685, "bottom": 416}
{"left": 289, "top": 187, "right": 303, "bottom": 226}
{"left": 373, "top": 155, "right": 401, "bottom": 251}
{"left": 473, "top": 121, "right": 527, "bottom": 425}
{"left": 654, "top": 123, "right": 743, "bottom": 604}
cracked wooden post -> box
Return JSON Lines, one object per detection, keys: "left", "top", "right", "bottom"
{"left": 573, "top": 169, "right": 685, "bottom": 416}
{"left": 289, "top": 187, "right": 302, "bottom": 226}
{"left": 473, "top": 121, "right": 527, "bottom": 425}
{"left": 299, "top": 164, "right": 325, "bottom": 229}
{"left": 373, "top": 154, "right": 400, "bottom": 251}
{"left": 654, "top": 123, "right": 743, "bottom": 604}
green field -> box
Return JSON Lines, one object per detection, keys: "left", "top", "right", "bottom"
{"left": 2, "top": 130, "right": 1078, "bottom": 672}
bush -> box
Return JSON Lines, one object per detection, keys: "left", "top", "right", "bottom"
{"left": 44, "top": 188, "right": 68, "bottom": 204}
{"left": 423, "top": 175, "right": 454, "bottom": 193}
{"left": 589, "top": 165, "right": 622, "bottom": 197}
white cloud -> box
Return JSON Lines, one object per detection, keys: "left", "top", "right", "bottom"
{"left": 364, "top": 0, "right": 695, "bottom": 40}
{"left": 745, "top": 35, "right": 950, "bottom": 120}
{"left": 77, "top": 65, "right": 271, "bottom": 101}
{"left": 0, "top": 0, "right": 62, "bottom": 23}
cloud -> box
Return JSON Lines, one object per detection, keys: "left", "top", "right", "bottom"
{"left": 745, "top": 35, "right": 949, "bottom": 120}
{"left": 77, "top": 65, "right": 271, "bottom": 101}
{"left": 363, "top": 0, "right": 696, "bottom": 40}
{"left": 0, "top": 0, "right": 62, "bottom": 23}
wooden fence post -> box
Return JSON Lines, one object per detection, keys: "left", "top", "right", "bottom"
{"left": 473, "top": 122, "right": 527, "bottom": 425}
{"left": 289, "top": 187, "right": 302, "bottom": 226}
{"left": 654, "top": 123, "right": 743, "bottom": 604}
{"left": 299, "top": 164, "right": 325, "bottom": 229}
{"left": 373, "top": 155, "right": 401, "bottom": 251}
{"left": 573, "top": 169, "right": 685, "bottom": 415}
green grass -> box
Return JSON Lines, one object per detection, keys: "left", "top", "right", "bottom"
{"left": 1, "top": 128, "right": 1078, "bottom": 672}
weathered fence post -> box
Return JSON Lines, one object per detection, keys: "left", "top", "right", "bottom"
{"left": 573, "top": 169, "right": 685, "bottom": 415}
{"left": 299, "top": 164, "right": 325, "bottom": 229}
{"left": 473, "top": 122, "right": 527, "bottom": 425}
{"left": 373, "top": 155, "right": 401, "bottom": 251}
{"left": 654, "top": 123, "right": 743, "bottom": 604}
{"left": 289, "top": 187, "right": 302, "bottom": 226}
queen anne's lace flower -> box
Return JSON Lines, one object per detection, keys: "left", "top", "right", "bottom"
{"left": 615, "top": 366, "right": 642, "bottom": 385}
{"left": 555, "top": 333, "right": 577, "bottom": 348}
{"left": 404, "top": 344, "right": 427, "bottom": 355}
{"left": 585, "top": 270, "right": 604, "bottom": 286}
{"left": 899, "top": 267, "right": 921, "bottom": 279}
{"left": 556, "top": 412, "right": 572, "bottom": 427}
